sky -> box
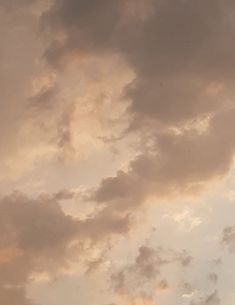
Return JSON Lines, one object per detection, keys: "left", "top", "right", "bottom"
{"left": 1, "top": 1, "right": 235, "bottom": 304}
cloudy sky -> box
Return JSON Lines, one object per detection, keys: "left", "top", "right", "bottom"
{"left": 1, "top": 0, "right": 235, "bottom": 304}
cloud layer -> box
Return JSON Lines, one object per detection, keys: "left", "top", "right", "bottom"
{"left": 1, "top": 1, "right": 235, "bottom": 304}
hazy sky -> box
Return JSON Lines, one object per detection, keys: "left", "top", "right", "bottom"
{"left": 1, "top": 1, "right": 235, "bottom": 304}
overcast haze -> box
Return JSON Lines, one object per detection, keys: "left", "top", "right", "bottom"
{"left": 1, "top": 1, "right": 235, "bottom": 304}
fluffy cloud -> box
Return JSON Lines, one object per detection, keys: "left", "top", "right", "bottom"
{"left": 41, "top": 0, "right": 235, "bottom": 212}
{"left": 3, "top": 0, "right": 235, "bottom": 191}
{"left": 91, "top": 108, "right": 235, "bottom": 213}
{"left": 43, "top": 0, "right": 235, "bottom": 126}
{"left": 0, "top": 191, "right": 130, "bottom": 305}
{"left": 2, "top": 1, "right": 235, "bottom": 304}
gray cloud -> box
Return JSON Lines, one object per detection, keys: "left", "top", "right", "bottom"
{"left": 42, "top": 0, "right": 235, "bottom": 125}
{"left": 208, "top": 273, "right": 218, "bottom": 284}
{"left": 91, "top": 108, "right": 235, "bottom": 212}
{"left": 41, "top": 0, "right": 235, "bottom": 213}
{"left": 111, "top": 244, "right": 192, "bottom": 298}
{"left": 222, "top": 225, "right": 235, "bottom": 252}
{"left": 191, "top": 290, "right": 220, "bottom": 305}
{"left": 42, "top": 0, "right": 123, "bottom": 67}
{"left": 0, "top": 0, "right": 34, "bottom": 10}
{"left": 0, "top": 192, "right": 77, "bottom": 304}
{"left": 0, "top": 286, "right": 33, "bottom": 305}
{"left": 0, "top": 191, "right": 130, "bottom": 305}
{"left": 2, "top": 1, "right": 235, "bottom": 304}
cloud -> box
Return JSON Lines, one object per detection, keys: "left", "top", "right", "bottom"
{"left": 191, "top": 290, "right": 220, "bottom": 305}
{"left": 40, "top": 0, "right": 235, "bottom": 213}
{"left": 0, "top": 286, "right": 33, "bottom": 305}
{"left": 0, "top": 2, "right": 60, "bottom": 180}
{"left": 0, "top": 0, "right": 34, "bottom": 10}
{"left": 208, "top": 273, "right": 218, "bottom": 284}
{"left": 221, "top": 225, "right": 235, "bottom": 252}
{"left": 111, "top": 244, "right": 192, "bottom": 300}
{"left": 156, "top": 279, "right": 169, "bottom": 293}
{"left": 0, "top": 0, "right": 232, "bottom": 188}
{"left": 0, "top": 192, "right": 77, "bottom": 304}
{"left": 91, "top": 107, "right": 235, "bottom": 213}
{"left": 41, "top": 0, "right": 123, "bottom": 67}
{"left": 42, "top": 0, "right": 235, "bottom": 126}
{"left": 2, "top": 0, "right": 233, "bottom": 191}
{"left": 2, "top": 1, "right": 235, "bottom": 304}
{"left": 0, "top": 191, "right": 130, "bottom": 305}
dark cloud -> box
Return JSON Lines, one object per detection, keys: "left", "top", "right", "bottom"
{"left": 134, "top": 246, "right": 167, "bottom": 279}
{"left": 91, "top": 108, "right": 235, "bottom": 211}
{"left": 0, "top": 0, "right": 34, "bottom": 10}
{"left": 0, "top": 192, "right": 78, "bottom": 304}
{"left": 0, "top": 191, "right": 130, "bottom": 305}
{"left": 0, "top": 286, "right": 33, "bottom": 305}
{"left": 77, "top": 207, "right": 130, "bottom": 241}
{"left": 111, "top": 244, "right": 192, "bottom": 297}
{"left": 41, "top": 0, "right": 235, "bottom": 211}
{"left": 42, "top": 0, "right": 235, "bottom": 125}
{"left": 0, "top": 0, "right": 57, "bottom": 178}
{"left": 42, "top": 0, "right": 123, "bottom": 67}
{"left": 30, "top": 86, "right": 57, "bottom": 110}
{"left": 1, "top": 2, "right": 234, "bottom": 304}
{"left": 222, "top": 225, "right": 235, "bottom": 252}
{"left": 120, "top": 0, "right": 235, "bottom": 127}
{"left": 0, "top": 192, "right": 77, "bottom": 281}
